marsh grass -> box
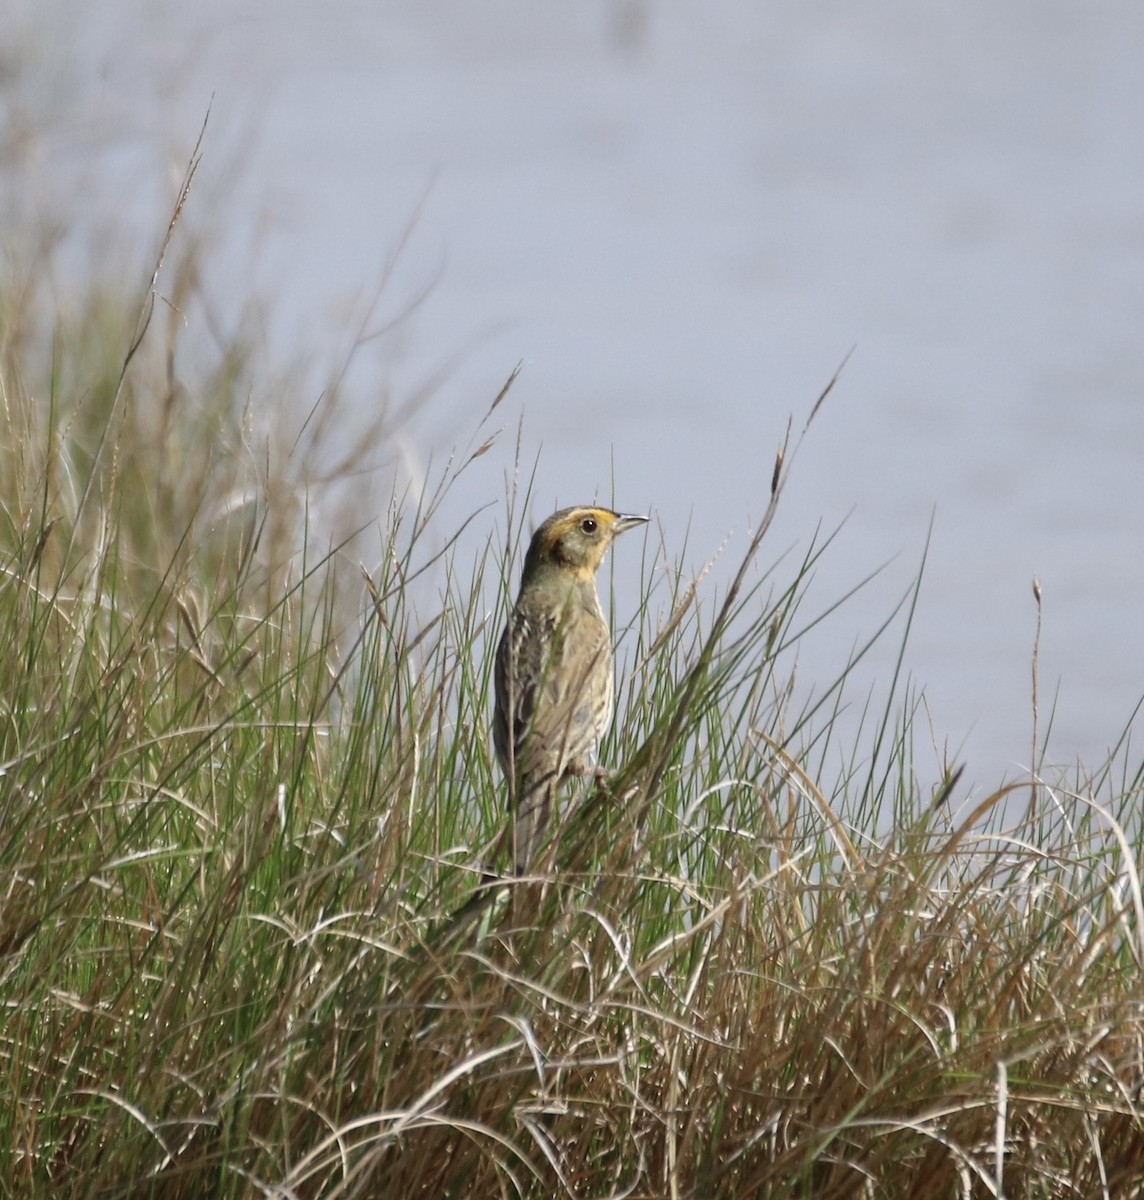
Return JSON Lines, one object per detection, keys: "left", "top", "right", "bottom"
{"left": 2, "top": 190, "right": 1143, "bottom": 1200}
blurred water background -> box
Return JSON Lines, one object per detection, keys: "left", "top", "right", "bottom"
{"left": 5, "top": 0, "right": 1143, "bottom": 792}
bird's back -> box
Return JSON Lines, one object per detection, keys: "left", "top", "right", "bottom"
{"left": 494, "top": 580, "right": 612, "bottom": 794}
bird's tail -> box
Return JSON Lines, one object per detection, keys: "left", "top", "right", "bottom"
{"left": 513, "top": 776, "right": 555, "bottom": 874}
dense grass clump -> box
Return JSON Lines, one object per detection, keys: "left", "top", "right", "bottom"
{"left": 2, "top": 204, "right": 1143, "bottom": 1199}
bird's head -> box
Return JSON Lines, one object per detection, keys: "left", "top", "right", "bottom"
{"left": 522, "top": 506, "right": 649, "bottom": 583}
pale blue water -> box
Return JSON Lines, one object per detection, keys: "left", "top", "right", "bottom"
{"left": 7, "top": 0, "right": 1144, "bottom": 793}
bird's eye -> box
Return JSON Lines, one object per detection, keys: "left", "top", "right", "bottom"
{"left": 580, "top": 517, "right": 598, "bottom": 534}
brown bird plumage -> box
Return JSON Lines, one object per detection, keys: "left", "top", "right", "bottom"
{"left": 493, "top": 506, "right": 648, "bottom": 873}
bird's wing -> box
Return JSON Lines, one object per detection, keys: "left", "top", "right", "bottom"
{"left": 497, "top": 603, "right": 609, "bottom": 793}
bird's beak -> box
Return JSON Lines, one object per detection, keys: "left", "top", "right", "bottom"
{"left": 612, "top": 513, "right": 650, "bottom": 535}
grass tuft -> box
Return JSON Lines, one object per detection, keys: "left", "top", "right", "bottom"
{"left": 2, "top": 177, "right": 1142, "bottom": 1200}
